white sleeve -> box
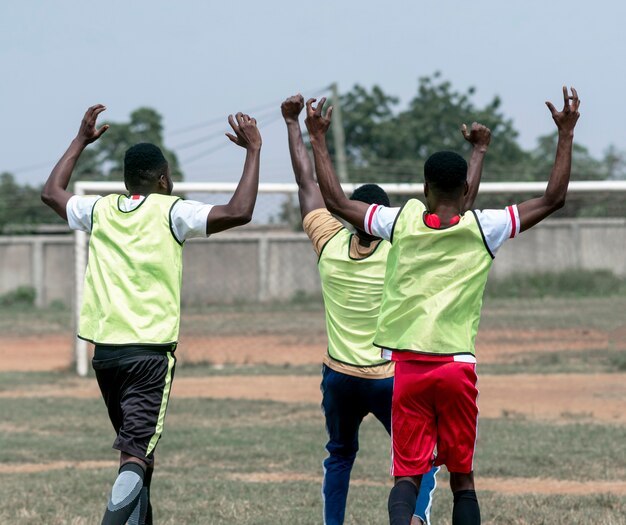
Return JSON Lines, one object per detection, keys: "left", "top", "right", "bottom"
{"left": 474, "top": 205, "right": 520, "bottom": 255}
{"left": 363, "top": 205, "right": 401, "bottom": 241}
{"left": 171, "top": 199, "right": 214, "bottom": 242}
{"left": 66, "top": 195, "right": 101, "bottom": 233}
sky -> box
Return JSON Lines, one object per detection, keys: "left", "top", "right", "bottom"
{"left": 1, "top": 0, "right": 623, "bottom": 187}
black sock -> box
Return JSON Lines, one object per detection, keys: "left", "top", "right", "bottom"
{"left": 452, "top": 489, "right": 481, "bottom": 525}
{"left": 144, "top": 467, "right": 153, "bottom": 525}
{"left": 388, "top": 480, "right": 418, "bottom": 525}
{"left": 101, "top": 462, "right": 145, "bottom": 525}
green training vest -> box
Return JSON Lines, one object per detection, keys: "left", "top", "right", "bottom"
{"left": 79, "top": 193, "right": 184, "bottom": 346}
{"left": 374, "top": 199, "right": 493, "bottom": 357}
{"left": 318, "top": 229, "right": 391, "bottom": 366}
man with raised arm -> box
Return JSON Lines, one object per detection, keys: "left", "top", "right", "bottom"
{"left": 305, "top": 87, "right": 580, "bottom": 525}
{"left": 282, "top": 94, "right": 491, "bottom": 525}
{"left": 41, "top": 105, "right": 261, "bottom": 525}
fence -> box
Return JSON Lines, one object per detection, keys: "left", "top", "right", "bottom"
{"left": 2, "top": 217, "right": 626, "bottom": 308}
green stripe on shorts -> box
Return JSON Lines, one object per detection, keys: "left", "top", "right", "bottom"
{"left": 146, "top": 351, "right": 175, "bottom": 457}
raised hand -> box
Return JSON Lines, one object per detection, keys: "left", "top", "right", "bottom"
{"left": 281, "top": 94, "right": 305, "bottom": 122}
{"left": 462, "top": 122, "right": 491, "bottom": 150}
{"left": 225, "top": 112, "right": 262, "bottom": 150}
{"left": 77, "top": 104, "right": 109, "bottom": 145}
{"left": 546, "top": 86, "right": 580, "bottom": 134}
{"left": 305, "top": 97, "right": 333, "bottom": 139}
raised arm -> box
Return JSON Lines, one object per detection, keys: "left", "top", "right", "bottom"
{"left": 281, "top": 94, "right": 325, "bottom": 219}
{"left": 205, "top": 113, "right": 262, "bottom": 234}
{"left": 517, "top": 87, "right": 580, "bottom": 232}
{"left": 461, "top": 122, "right": 491, "bottom": 211}
{"left": 41, "top": 104, "right": 109, "bottom": 220}
{"left": 305, "top": 98, "right": 369, "bottom": 230}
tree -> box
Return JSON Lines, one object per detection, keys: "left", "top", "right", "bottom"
{"left": 602, "top": 145, "right": 626, "bottom": 180}
{"left": 0, "top": 172, "right": 63, "bottom": 232}
{"left": 75, "top": 107, "right": 183, "bottom": 182}
{"left": 321, "top": 74, "right": 622, "bottom": 217}
{"left": 327, "top": 73, "right": 528, "bottom": 184}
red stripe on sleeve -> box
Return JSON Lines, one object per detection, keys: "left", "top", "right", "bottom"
{"left": 366, "top": 204, "right": 379, "bottom": 235}
{"left": 507, "top": 205, "right": 517, "bottom": 238}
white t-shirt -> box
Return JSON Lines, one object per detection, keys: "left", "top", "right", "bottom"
{"left": 66, "top": 194, "right": 214, "bottom": 243}
{"left": 363, "top": 203, "right": 521, "bottom": 255}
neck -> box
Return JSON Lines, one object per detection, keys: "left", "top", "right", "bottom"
{"left": 127, "top": 186, "right": 160, "bottom": 196}
{"left": 355, "top": 230, "right": 377, "bottom": 246}
{"left": 427, "top": 199, "right": 463, "bottom": 223}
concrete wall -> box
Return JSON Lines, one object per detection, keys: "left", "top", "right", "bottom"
{"left": 1, "top": 218, "right": 625, "bottom": 307}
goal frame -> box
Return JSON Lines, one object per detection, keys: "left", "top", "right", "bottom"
{"left": 72, "top": 180, "right": 626, "bottom": 376}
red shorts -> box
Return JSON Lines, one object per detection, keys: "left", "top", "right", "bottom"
{"left": 391, "top": 360, "right": 479, "bottom": 476}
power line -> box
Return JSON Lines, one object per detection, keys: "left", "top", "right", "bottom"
{"left": 171, "top": 106, "right": 279, "bottom": 151}
{"left": 183, "top": 111, "right": 285, "bottom": 165}
{"left": 6, "top": 161, "right": 54, "bottom": 175}
{"left": 167, "top": 85, "right": 331, "bottom": 137}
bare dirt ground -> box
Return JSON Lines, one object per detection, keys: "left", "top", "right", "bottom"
{"left": 3, "top": 332, "right": 625, "bottom": 498}
{"left": 227, "top": 472, "right": 626, "bottom": 496}
{"left": 2, "top": 460, "right": 626, "bottom": 496}
{"left": 2, "top": 372, "right": 625, "bottom": 424}
{"left": 2, "top": 332, "right": 624, "bottom": 424}
{"left": 0, "top": 327, "right": 615, "bottom": 371}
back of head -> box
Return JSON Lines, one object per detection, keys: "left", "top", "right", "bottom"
{"left": 424, "top": 151, "right": 467, "bottom": 196}
{"left": 350, "top": 183, "right": 390, "bottom": 207}
{"left": 124, "top": 143, "right": 169, "bottom": 192}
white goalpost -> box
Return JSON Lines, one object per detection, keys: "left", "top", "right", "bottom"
{"left": 72, "top": 180, "right": 626, "bottom": 376}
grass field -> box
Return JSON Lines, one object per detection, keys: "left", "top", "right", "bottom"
{"left": 1, "top": 384, "right": 626, "bottom": 524}
{"left": 1, "top": 294, "right": 625, "bottom": 524}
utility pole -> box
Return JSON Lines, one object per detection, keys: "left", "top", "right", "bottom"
{"left": 330, "top": 82, "right": 349, "bottom": 183}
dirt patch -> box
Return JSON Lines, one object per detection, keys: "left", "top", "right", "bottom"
{"left": 0, "top": 460, "right": 114, "bottom": 474}
{"left": 226, "top": 471, "right": 626, "bottom": 495}
{"left": 475, "top": 328, "right": 608, "bottom": 361}
{"left": 0, "top": 335, "right": 75, "bottom": 371}
{"left": 4, "top": 462, "right": 626, "bottom": 496}
{"left": 0, "top": 328, "right": 616, "bottom": 372}
{"left": 178, "top": 335, "right": 325, "bottom": 366}
{"left": 1, "top": 373, "right": 625, "bottom": 424}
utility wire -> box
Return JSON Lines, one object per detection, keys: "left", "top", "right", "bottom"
{"left": 167, "top": 85, "right": 332, "bottom": 137}
{"left": 171, "top": 106, "right": 279, "bottom": 151}
{"left": 183, "top": 111, "right": 285, "bottom": 165}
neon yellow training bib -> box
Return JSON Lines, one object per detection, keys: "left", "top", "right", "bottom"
{"left": 318, "top": 229, "right": 391, "bottom": 367}
{"left": 79, "top": 193, "right": 183, "bottom": 346}
{"left": 374, "top": 199, "right": 493, "bottom": 357}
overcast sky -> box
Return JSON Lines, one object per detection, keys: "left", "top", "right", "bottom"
{"left": 1, "top": 0, "right": 623, "bottom": 187}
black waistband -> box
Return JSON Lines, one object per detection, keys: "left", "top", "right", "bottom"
{"left": 93, "top": 343, "right": 176, "bottom": 361}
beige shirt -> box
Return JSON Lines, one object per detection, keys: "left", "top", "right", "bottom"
{"left": 303, "top": 208, "right": 394, "bottom": 379}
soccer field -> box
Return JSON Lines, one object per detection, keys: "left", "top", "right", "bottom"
{"left": 1, "top": 296, "right": 625, "bottom": 524}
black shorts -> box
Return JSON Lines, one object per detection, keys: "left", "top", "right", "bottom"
{"left": 92, "top": 344, "right": 177, "bottom": 464}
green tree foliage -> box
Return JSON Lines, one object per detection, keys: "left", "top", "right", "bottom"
{"left": 327, "top": 73, "right": 528, "bottom": 183}
{"left": 0, "top": 172, "right": 64, "bottom": 232}
{"left": 322, "top": 73, "right": 623, "bottom": 216}
{"left": 327, "top": 73, "right": 621, "bottom": 182}
{"left": 75, "top": 107, "right": 182, "bottom": 182}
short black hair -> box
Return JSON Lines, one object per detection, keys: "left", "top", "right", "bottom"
{"left": 350, "top": 183, "right": 390, "bottom": 207}
{"left": 424, "top": 151, "right": 467, "bottom": 195}
{"left": 124, "top": 143, "right": 168, "bottom": 189}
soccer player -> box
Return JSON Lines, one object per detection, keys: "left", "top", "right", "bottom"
{"left": 41, "top": 105, "right": 262, "bottom": 525}
{"left": 281, "top": 94, "right": 490, "bottom": 525}
{"left": 305, "top": 87, "right": 580, "bottom": 525}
